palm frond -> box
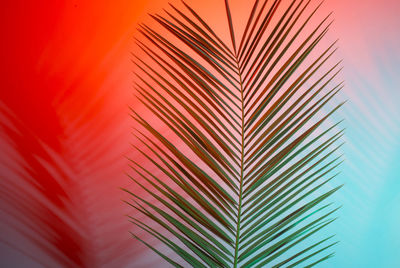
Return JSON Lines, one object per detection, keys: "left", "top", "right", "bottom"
{"left": 127, "top": 0, "right": 344, "bottom": 266}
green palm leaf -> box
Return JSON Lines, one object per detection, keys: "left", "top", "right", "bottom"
{"left": 126, "top": 0, "right": 344, "bottom": 266}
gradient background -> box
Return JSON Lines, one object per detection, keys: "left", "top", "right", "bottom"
{"left": 0, "top": 0, "right": 399, "bottom": 267}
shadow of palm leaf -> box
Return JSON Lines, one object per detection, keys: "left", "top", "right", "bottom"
{"left": 0, "top": 103, "right": 89, "bottom": 267}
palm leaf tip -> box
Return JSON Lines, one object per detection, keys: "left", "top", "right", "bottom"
{"left": 126, "top": 0, "right": 344, "bottom": 266}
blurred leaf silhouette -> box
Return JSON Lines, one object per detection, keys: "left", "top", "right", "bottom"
{"left": 0, "top": 99, "right": 137, "bottom": 267}
{"left": 0, "top": 2, "right": 144, "bottom": 266}
{"left": 0, "top": 103, "right": 88, "bottom": 267}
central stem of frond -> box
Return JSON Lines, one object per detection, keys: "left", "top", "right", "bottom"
{"left": 233, "top": 55, "right": 245, "bottom": 268}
